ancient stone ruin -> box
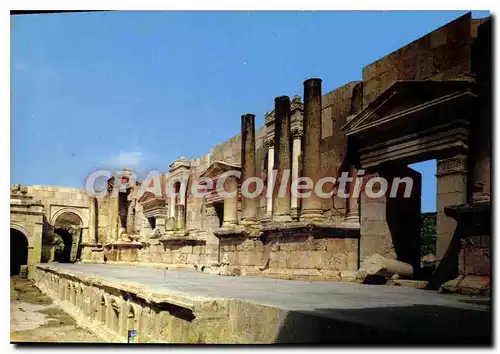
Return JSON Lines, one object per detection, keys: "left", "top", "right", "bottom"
{"left": 11, "top": 13, "right": 492, "bottom": 343}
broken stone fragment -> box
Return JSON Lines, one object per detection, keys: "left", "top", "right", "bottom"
{"left": 356, "top": 253, "right": 414, "bottom": 283}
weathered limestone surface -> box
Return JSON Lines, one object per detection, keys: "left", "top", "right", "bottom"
{"left": 356, "top": 253, "right": 414, "bottom": 281}
{"left": 34, "top": 263, "right": 491, "bottom": 344}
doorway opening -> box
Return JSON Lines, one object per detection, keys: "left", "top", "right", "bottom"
{"left": 10, "top": 228, "right": 28, "bottom": 276}
{"left": 53, "top": 212, "right": 83, "bottom": 263}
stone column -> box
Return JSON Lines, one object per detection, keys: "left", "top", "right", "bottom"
{"left": 223, "top": 177, "right": 238, "bottom": 227}
{"left": 88, "top": 197, "right": 97, "bottom": 243}
{"left": 265, "top": 137, "right": 275, "bottom": 217}
{"left": 175, "top": 204, "right": 185, "bottom": 230}
{"left": 126, "top": 200, "right": 136, "bottom": 236}
{"left": 436, "top": 154, "right": 468, "bottom": 260}
{"left": 346, "top": 165, "right": 360, "bottom": 223}
{"left": 291, "top": 126, "right": 303, "bottom": 218}
{"left": 109, "top": 195, "right": 120, "bottom": 241}
{"left": 241, "top": 113, "right": 258, "bottom": 225}
{"left": 168, "top": 193, "right": 176, "bottom": 230}
{"left": 300, "top": 78, "right": 325, "bottom": 221}
{"left": 205, "top": 204, "right": 221, "bottom": 264}
{"left": 156, "top": 217, "right": 166, "bottom": 233}
{"left": 179, "top": 180, "right": 187, "bottom": 206}
{"left": 272, "top": 96, "right": 292, "bottom": 222}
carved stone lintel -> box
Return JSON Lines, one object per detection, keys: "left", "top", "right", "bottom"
{"left": 436, "top": 154, "right": 468, "bottom": 177}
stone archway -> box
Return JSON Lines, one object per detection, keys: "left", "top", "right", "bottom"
{"left": 53, "top": 212, "right": 83, "bottom": 263}
{"left": 11, "top": 228, "right": 28, "bottom": 276}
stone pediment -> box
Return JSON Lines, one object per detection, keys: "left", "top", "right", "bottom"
{"left": 200, "top": 161, "right": 241, "bottom": 179}
{"left": 169, "top": 157, "right": 191, "bottom": 172}
{"left": 137, "top": 191, "right": 161, "bottom": 204}
{"left": 342, "top": 80, "right": 477, "bottom": 138}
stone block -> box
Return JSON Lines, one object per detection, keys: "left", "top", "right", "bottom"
{"left": 269, "top": 251, "right": 287, "bottom": 268}
{"left": 277, "top": 240, "right": 300, "bottom": 252}
{"left": 286, "top": 251, "right": 323, "bottom": 269}
{"left": 358, "top": 253, "right": 414, "bottom": 280}
{"left": 237, "top": 251, "right": 265, "bottom": 266}
{"left": 340, "top": 270, "right": 358, "bottom": 282}
{"left": 221, "top": 252, "right": 237, "bottom": 265}
{"left": 321, "top": 251, "right": 347, "bottom": 271}
{"left": 437, "top": 174, "right": 467, "bottom": 195}
{"left": 321, "top": 108, "right": 333, "bottom": 139}
{"left": 179, "top": 245, "right": 193, "bottom": 254}
{"left": 344, "top": 238, "right": 358, "bottom": 252}
{"left": 326, "top": 239, "right": 346, "bottom": 252}
{"left": 460, "top": 245, "right": 490, "bottom": 276}
{"left": 347, "top": 251, "right": 359, "bottom": 271}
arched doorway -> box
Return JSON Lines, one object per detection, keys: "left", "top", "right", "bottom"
{"left": 11, "top": 228, "right": 28, "bottom": 276}
{"left": 53, "top": 212, "right": 83, "bottom": 263}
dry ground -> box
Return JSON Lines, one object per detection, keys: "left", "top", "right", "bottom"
{"left": 10, "top": 276, "right": 104, "bottom": 343}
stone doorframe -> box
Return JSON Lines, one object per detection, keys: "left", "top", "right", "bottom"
{"left": 342, "top": 80, "right": 478, "bottom": 263}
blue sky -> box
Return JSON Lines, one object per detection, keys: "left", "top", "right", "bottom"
{"left": 11, "top": 11, "right": 490, "bottom": 212}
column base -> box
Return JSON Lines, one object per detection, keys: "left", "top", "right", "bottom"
{"left": 241, "top": 217, "right": 258, "bottom": 226}
{"left": 300, "top": 209, "right": 325, "bottom": 222}
{"left": 222, "top": 221, "right": 238, "bottom": 228}
{"left": 344, "top": 214, "right": 360, "bottom": 223}
{"left": 272, "top": 214, "right": 293, "bottom": 222}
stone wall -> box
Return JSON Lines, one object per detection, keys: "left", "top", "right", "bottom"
{"left": 218, "top": 235, "right": 359, "bottom": 281}
{"left": 362, "top": 12, "right": 476, "bottom": 107}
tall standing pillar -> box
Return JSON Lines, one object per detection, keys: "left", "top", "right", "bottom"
{"left": 241, "top": 113, "right": 258, "bottom": 224}
{"left": 436, "top": 154, "right": 468, "bottom": 260}
{"left": 168, "top": 193, "right": 176, "bottom": 230}
{"left": 291, "top": 126, "right": 303, "bottom": 218}
{"left": 265, "top": 137, "right": 275, "bottom": 217}
{"left": 175, "top": 204, "right": 186, "bottom": 230}
{"left": 300, "top": 78, "right": 325, "bottom": 221}
{"left": 272, "top": 96, "right": 292, "bottom": 222}
{"left": 223, "top": 177, "right": 239, "bottom": 226}
{"left": 345, "top": 165, "right": 360, "bottom": 223}
{"left": 179, "top": 180, "right": 187, "bottom": 207}
{"left": 88, "top": 197, "right": 98, "bottom": 243}
{"left": 109, "top": 195, "right": 120, "bottom": 241}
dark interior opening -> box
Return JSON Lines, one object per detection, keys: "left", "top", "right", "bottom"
{"left": 10, "top": 229, "right": 28, "bottom": 276}
{"left": 214, "top": 202, "right": 224, "bottom": 227}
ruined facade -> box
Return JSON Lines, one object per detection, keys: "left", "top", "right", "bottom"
{"left": 12, "top": 14, "right": 491, "bottom": 295}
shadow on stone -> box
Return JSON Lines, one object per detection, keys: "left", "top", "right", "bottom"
{"left": 274, "top": 304, "right": 492, "bottom": 345}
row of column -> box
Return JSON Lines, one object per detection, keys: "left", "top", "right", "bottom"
{"left": 241, "top": 78, "right": 359, "bottom": 224}
{"left": 228, "top": 78, "right": 361, "bottom": 227}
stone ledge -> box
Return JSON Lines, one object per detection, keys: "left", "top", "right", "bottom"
{"left": 261, "top": 220, "right": 360, "bottom": 238}
{"left": 35, "top": 264, "right": 209, "bottom": 311}
{"left": 214, "top": 227, "right": 250, "bottom": 238}
{"left": 104, "top": 241, "right": 143, "bottom": 249}
{"left": 159, "top": 233, "right": 206, "bottom": 245}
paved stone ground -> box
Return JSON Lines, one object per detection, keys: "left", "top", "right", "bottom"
{"left": 42, "top": 263, "right": 492, "bottom": 343}
{"left": 10, "top": 276, "right": 103, "bottom": 343}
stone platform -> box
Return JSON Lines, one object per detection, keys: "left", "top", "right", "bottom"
{"left": 34, "top": 263, "right": 491, "bottom": 344}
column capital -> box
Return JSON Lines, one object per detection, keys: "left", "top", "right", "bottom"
{"left": 264, "top": 136, "right": 275, "bottom": 149}
{"left": 436, "top": 154, "right": 468, "bottom": 177}
{"left": 291, "top": 125, "right": 303, "bottom": 139}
